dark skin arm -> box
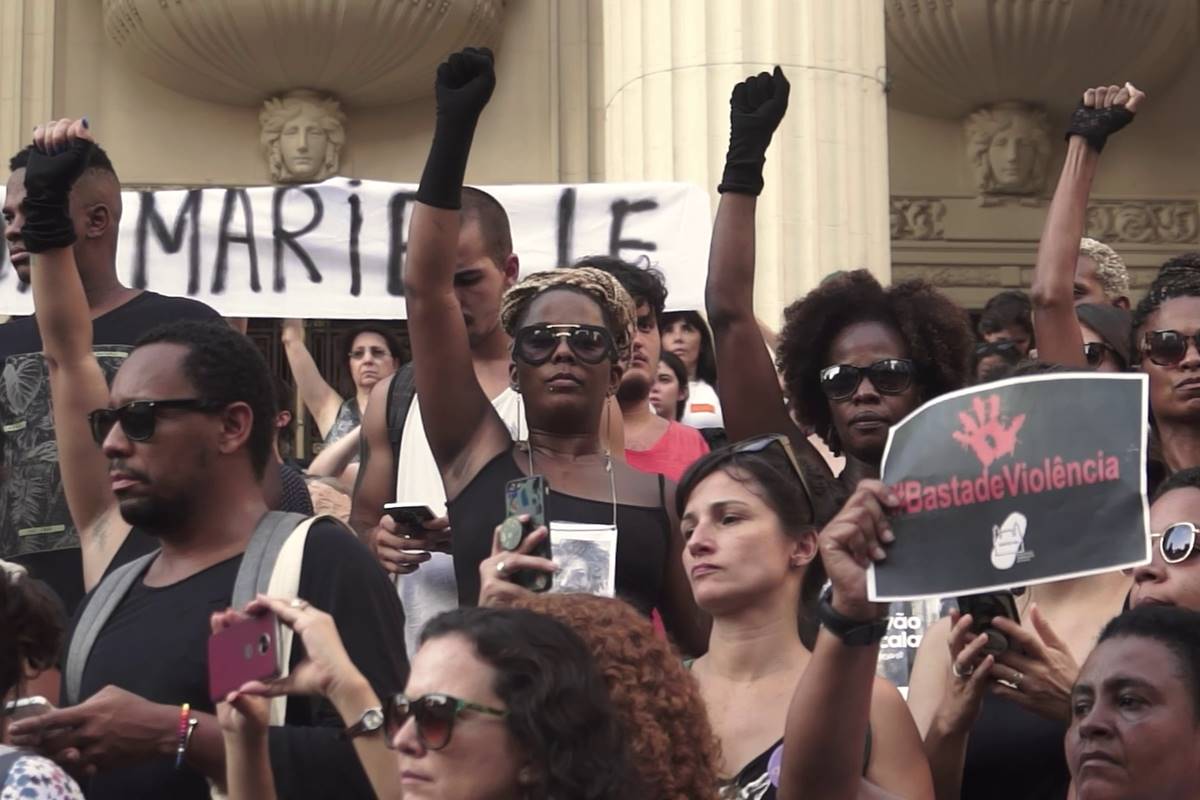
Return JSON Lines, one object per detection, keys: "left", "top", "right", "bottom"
{"left": 349, "top": 374, "right": 394, "bottom": 539}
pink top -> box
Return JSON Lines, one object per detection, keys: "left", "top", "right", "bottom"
{"left": 626, "top": 421, "right": 711, "bottom": 483}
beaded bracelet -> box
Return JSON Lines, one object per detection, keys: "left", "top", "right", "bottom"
{"left": 174, "top": 703, "right": 199, "bottom": 769}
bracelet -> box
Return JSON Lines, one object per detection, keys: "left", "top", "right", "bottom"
{"left": 817, "top": 587, "right": 889, "bottom": 646}
{"left": 174, "top": 704, "right": 199, "bottom": 769}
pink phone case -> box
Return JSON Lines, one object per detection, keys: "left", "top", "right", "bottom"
{"left": 207, "top": 613, "right": 282, "bottom": 704}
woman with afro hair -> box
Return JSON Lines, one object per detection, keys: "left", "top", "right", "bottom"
{"left": 704, "top": 68, "right": 972, "bottom": 524}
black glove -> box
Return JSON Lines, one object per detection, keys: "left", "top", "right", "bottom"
{"left": 1064, "top": 101, "right": 1134, "bottom": 153}
{"left": 416, "top": 47, "right": 497, "bottom": 210}
{"left": 718, "top": 66, "right": 790, "bottom": 196}
{"left": 21, "top": 137, "right": 95, "bottom": 252}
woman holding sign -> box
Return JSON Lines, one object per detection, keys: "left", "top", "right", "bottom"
{"left": 402, "top": 47, "right": 706, "bottom": 656}
{"left": 908, "top": 83, "right": 1146, "bottom": 800}
{"left": 675, "top": 439, "right": 932, "bottom": 798}
{"left": 703, "top": 66, "right": 973, "bottom": 526}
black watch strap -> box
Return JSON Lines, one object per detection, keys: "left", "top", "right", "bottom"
{"left": 817, "top": 587, "right": 889, "bottom": 646}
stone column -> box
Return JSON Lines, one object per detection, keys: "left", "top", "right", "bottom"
{"left": 602, "top": 0, "right": 891, "bottom": 326}
{"left": 0, "top": 0, "right": 57, "bottom": 167}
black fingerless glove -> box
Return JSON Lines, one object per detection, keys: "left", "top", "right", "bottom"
{"left": 1065, "top": 101, "right": 1135, "bottom": 153}
{"left": 718, "top": 67, "right": 791, "bottom": 196}
{"left": 21, "top": 138, "right": 95, "bottom": 253}
{"left": 417, "top": 47, "right": 496, "bottom": 210}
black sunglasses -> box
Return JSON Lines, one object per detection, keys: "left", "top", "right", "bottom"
{"left": 1083, "top": 342, "right": 1120, "bottom": 368}
{"left": 87, "top": 399, "right": 224, "bottom": 445}
{"left": 819, "top": 359, "right": 915, "bottom": 401}
{"left": 975, "top": 340, "right": 1020, "bottom": 359}
{"left": 731, "top": 434, "right": 816, "bottom": 521}
{"left": 1142, "top": 330, "right": 1200, "bottom": 368}
{"left": 1153, "top": 522, "right": 1199, "bottom": 565}
{"left": 513, "top": 324, "right": 616, "bottom": 366}
{"left": 383, "top": 692, "right": 508, "bottom": 750}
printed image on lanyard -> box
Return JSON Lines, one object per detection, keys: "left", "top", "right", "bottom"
{"left": 548, "top": 521, "right": 618, "bottom": 597}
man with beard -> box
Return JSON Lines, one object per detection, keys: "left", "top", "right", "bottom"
{"left": 577, "top": 256, "right": 709, "bottom": 482}
{"left": 1, "top": 120, "right": 218, "bottom": 613}
{"left": 7, "top": 121, "right": 406, "bottom": 800}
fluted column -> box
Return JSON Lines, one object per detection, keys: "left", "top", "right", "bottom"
{"left": 602, "top": 0, "right": 891, "bottom": 325}
{"left": 0, "top": 0, "right": 56, "bottom": 173}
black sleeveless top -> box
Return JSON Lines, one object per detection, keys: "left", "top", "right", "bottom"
{"left": 446, "top": 450, "right": 671, "bottom": 614}
{"left": 960, "top": 693, "right": 1070, "bottom": 799}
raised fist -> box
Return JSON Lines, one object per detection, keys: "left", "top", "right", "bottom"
{"left": 434, "top": 47, "right": 496, "bottom": 127}
{"left": 718, "top": 66, "right": 791, "bottom": 196}
{"left": 1065, "top": 82, "right": 1144, "bottom": 153}
{"left": 21, "top": 117, "right": 96, "bottom": 253}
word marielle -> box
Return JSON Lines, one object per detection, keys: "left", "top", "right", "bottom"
{"left": 892, "top": 451, "right": 1122, "bottom": 515}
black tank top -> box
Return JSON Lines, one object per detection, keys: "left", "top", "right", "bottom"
{"left": 446, "top": 450, "right": 670, "bottom": 615}
{"left": 960, "top": 693, "right": 1069, "bottom": 799}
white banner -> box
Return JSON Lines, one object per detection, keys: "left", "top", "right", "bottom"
{"left": 0, "top": 179, "right": 712, "bottom": 318}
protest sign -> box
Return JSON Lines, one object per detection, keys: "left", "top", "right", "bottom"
{"left": 868, "top": 373, "right": 1150, "bottom": 602}
{"left": 0, "top": 178, "right": 711, "bottom": 318}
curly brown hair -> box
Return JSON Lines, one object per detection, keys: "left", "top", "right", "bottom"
{"left": 514, "top": 593, "right": 721, "bottom": 800}
{"left": 776, "top": 270, "right": 972, "bottom": 451}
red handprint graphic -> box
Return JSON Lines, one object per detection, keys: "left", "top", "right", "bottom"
{"left": 952, "top": 394, "right": 1026, "bottom": 471}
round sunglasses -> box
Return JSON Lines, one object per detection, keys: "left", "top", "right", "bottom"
{"left": 86, "top": 399, "right": 224, "bottom": 445}
{"left": 819, "top": 358, "right": 915, "bottom": 401}
{"left": 1153, "top": 522, "right": 1199, "bottom": 565}
{"left": 513, "top": 323, "right": 616, "bottom": 366}
{"left": 383, "top": 692, "right": 508, "bottom": 750}
{"left": 1083, "top": 342, "right": 1121, "bottom": 369}
{"left": 1142, "top": 330, "right": 1200, "bottom": 368}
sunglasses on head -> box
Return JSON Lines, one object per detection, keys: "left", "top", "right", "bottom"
{"left": 1142, "top": 330, "right": 1200, "bottom": 368}
{"left": 1083, "top": 341, "right": 1119, "bottom": 368}
{"left": 87, "top": 399, "right": 224, "bottom": 445}
{"left": 383, "top": 692, "right": 507, "bottom": 750}
{"left": 819, "top": 358, "right": 915, "bottom": 401}
{"left": 513, "top": 323, "right": 616, "bottom": 366}
{"left": 730, "top": 434, "right": 816, "bottom": 521}
{"left": 1153, "top": 522, "right": 1199, "bottom": 565}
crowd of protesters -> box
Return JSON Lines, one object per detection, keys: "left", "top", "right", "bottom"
{"left": 0, "top": 45, "right": 1197, "bottom": 800}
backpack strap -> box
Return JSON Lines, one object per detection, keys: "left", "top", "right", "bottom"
{"left": 0, "top": 744, "right": 27, "bottom": 780}
{"left": 231, "top": 511, "right": 308, "bottom": 609}
{"left": 386, "top": 363, "right": 418, "bottom": 485}
{"left": 64, "top": 550, "right": 159, "bottom": 706}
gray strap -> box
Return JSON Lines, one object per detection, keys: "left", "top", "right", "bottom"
{"left": 64, "top": 550, "right": 159, "bottom": 706}
{"left": 231, "top": 511, "right": 307, "bottom": 609}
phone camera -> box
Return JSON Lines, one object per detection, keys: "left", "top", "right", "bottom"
{"left": 257, "top": 633, "right": 271, "bottom": 654}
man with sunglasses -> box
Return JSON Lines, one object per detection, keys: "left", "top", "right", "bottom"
{"left": 1, "top": 121, "right": 219, "bottom": 615}
{"left": 575, "top": 256, "right": 709, "bottom": 482}
{"left": 7, "top": 118, "right": 406, "bottom": 800}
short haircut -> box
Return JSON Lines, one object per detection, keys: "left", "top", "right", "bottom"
{"left": 9, "top": 142, "right": 119, "bottom": 183}
{"left": 1096, "top": 604, "right": 1200, "bottom": 719}
{"left": 338, "top": 324, "right": 405, "bottom": 363}
{"left": 659, "top": 310, "right": 718, "bottom": 386}
{"left": 777, "top": 270, "right": 973, "bottom": 446}
{"left": 1079, "top": 237, "right": 1130, "bottom": 298}
{"left": 461, "top": 186, "right": 513, "bottom": 270}
{"left": 135, "top": 321, "right": 275, "bottom": 479}
{"left": 1152, "top": 465, "right": 1200, "bottom": 502}
{"left": 1132, "top": 253, "right": 1200, "bottom": 358}
{"left": 572, "top": 255, "right": 668, "bottom": 324}
{"left": 658, "top": 350, "right": 690, "bottom": 420}
{"left": 978, "top": 290, "right": 1034, "bottom": 340}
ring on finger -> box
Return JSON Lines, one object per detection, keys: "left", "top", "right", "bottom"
{"left": 496, "top": 561, "right": 507, "bottom": 575}
{"left": 289, "top": 599, "right": 309, "bottom": 610}
{"left": 952, "top": 661, "right": 974, "bottom": 679}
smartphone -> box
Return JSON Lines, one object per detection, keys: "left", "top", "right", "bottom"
{"left": 208, "top": 612, "right": 282, "bottom": 704}
{"left": 956, "top": 591, "right": 1021, "bottom": 654}
{"left": 502, "top": 475, "right": 553, "bottom": 592}
{"left": 3, "top": 696, "right": 54, "bottom": 722}
{"left": 383, "top": 502, "right": 443, "bottom": 553}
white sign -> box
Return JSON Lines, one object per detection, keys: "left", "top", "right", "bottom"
{"left": 0, "top": 179, "right": 712, "bottom": 318}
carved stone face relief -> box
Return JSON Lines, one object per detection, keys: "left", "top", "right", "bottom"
{"left": 964, "top": 101, "right": 1050, "bottom": 204}
{"left": 259, "top": 90, "right": 346, "bottom": 183}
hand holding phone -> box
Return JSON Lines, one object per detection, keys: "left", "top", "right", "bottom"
{"left": 502, "top": 476, "right": 553, "bottom": 592}
{"left": 208, "top": 612, "right": 282, "bottom": 704}
{"left": 957, "top": 591, "right": 1021, "bottom": 654}
{"left": 3, "top": 696, "right": 54, "bottom": 723}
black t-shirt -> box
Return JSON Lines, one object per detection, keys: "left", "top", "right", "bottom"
{"left": 68, "top": 520, "right": 408, "bottom": 800}
{"left": 0, "top": 291, "right": 220, "bottom": 614}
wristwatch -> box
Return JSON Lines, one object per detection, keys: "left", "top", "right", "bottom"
{"left": 817, "top": 586, "right": 889, "bottom": 646}
{"left": 344, "top": 706, "right": 385, "bottom": 739}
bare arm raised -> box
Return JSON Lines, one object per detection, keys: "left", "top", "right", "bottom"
{"left": 706, "top": 69, "right": 836, "bottom": 489}
{"left": 405, "top": 47, "right": 511, "bottom": 499}
{"left": 280, "top": 318, "right": 343, "bottom": 438}
{"left": 26, "top": 118, "right": 131, "bottom": 589}
{"left": 1031, "top": 83, "right": 1143, "bottom": 366}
